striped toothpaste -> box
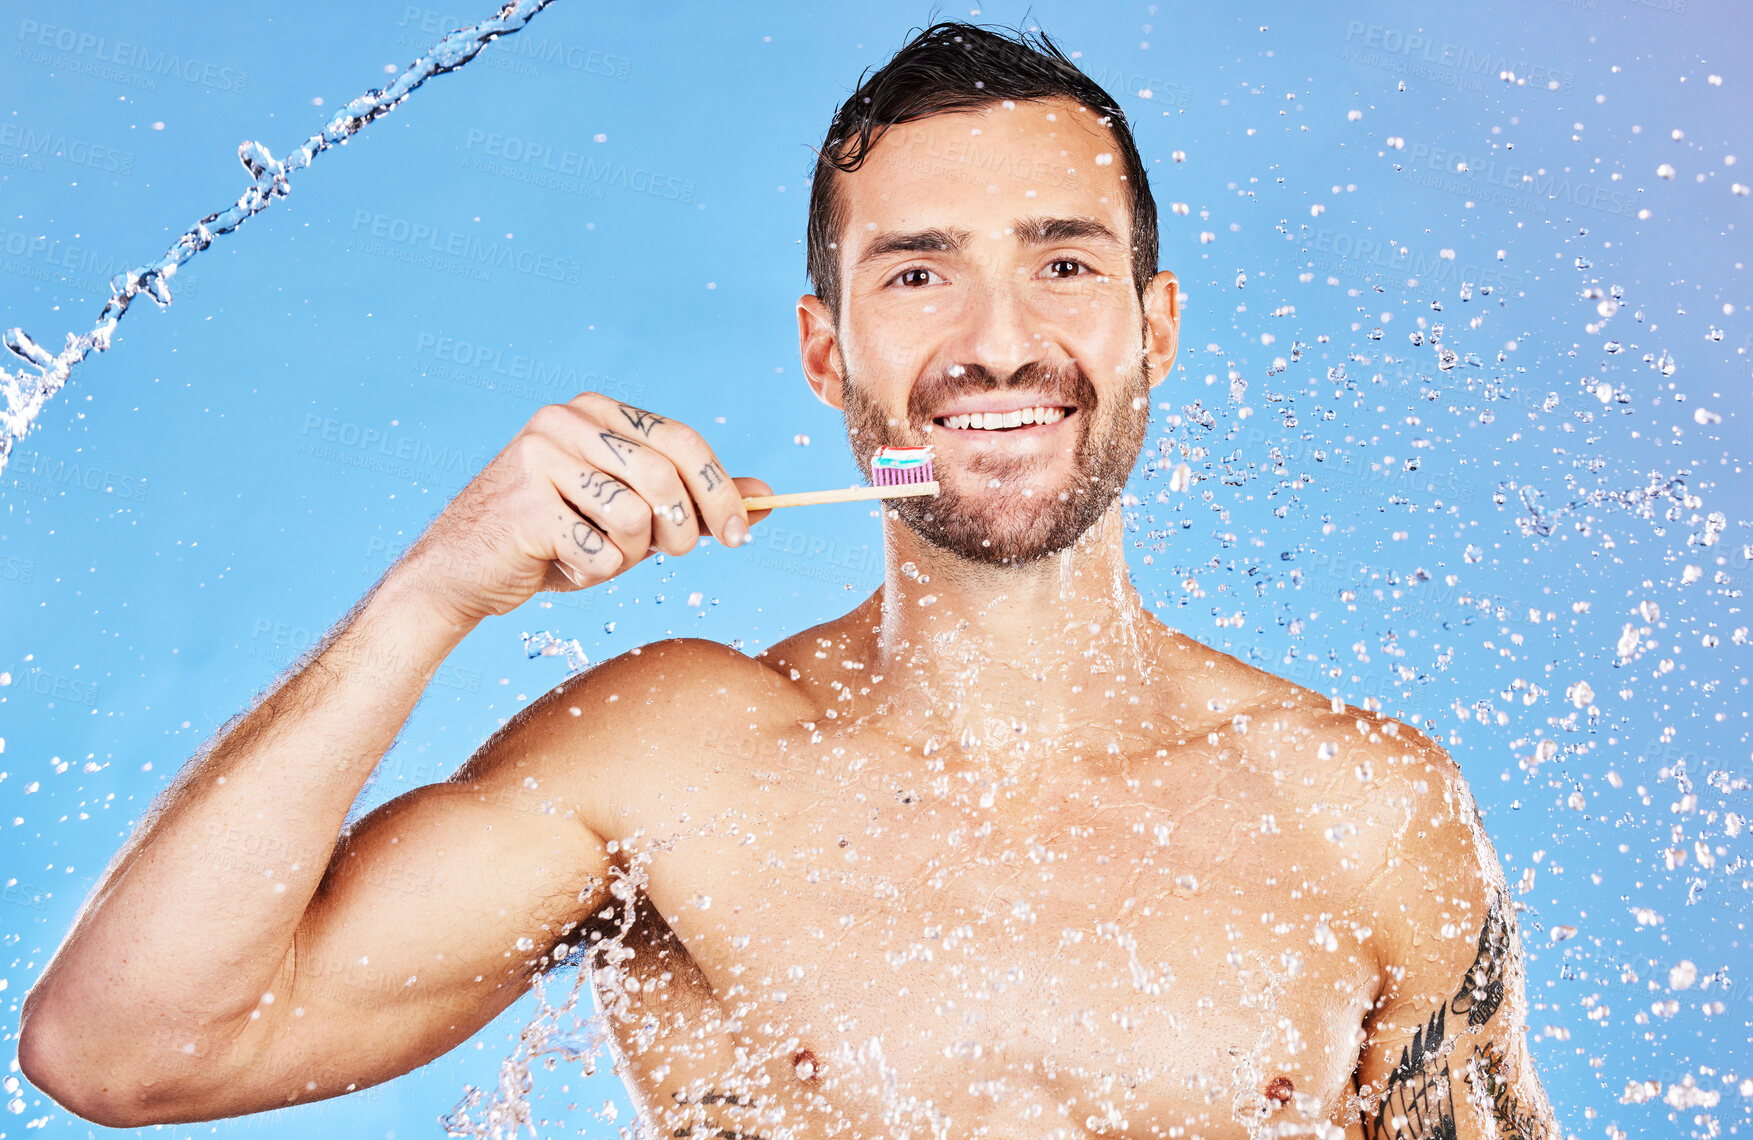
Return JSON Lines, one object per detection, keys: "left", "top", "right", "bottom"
{"left": 870, "top": 445, "right": 936, "bottom": 486}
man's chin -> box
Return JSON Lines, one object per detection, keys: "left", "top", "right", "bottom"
{"left": 891, "top": 475, "right": 1113, "bottom": 566}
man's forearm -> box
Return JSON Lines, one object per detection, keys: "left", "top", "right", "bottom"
{"left": 23, "top": 567, "right": 477, "bottom": 1068}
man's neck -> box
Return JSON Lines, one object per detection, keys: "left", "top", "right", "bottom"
{"left": 832, "top": 502, "right": 1205, "bottom": 746}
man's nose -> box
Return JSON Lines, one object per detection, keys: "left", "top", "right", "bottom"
{"left": 945, "top": 277, "right": 1048, "bottom": 383}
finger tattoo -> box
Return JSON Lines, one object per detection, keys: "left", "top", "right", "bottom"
{"left": 581, "top": 471, "right": 629, "bottom": 507}
{"left": 617, "top": 405, "right": 666, "bottom": 438}
{"left": 598, "top": 429, "right": 642, "bottom": 466}
{"left": 571, "top": 519, "right": 608, "bottom": 556}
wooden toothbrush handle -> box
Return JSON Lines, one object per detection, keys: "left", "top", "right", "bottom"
{"left": 741, "top": 482, "right": 939, "bottom": 511}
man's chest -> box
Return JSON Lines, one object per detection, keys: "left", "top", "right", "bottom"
{"left": 590, "top": 728, "right": 1385, "bottom": 1136}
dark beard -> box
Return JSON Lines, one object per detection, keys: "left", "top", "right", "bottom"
{"left": 841, "top": 356, "right": 1151, "bottom": 566}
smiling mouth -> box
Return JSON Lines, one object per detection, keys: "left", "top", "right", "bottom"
{"left": 932, "top": 405, "right": 1075, "bottom": 432}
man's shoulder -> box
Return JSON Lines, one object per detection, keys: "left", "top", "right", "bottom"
{"left": 1283, "top": 705, "right": 1508, "bottom": 972}
{"left": 484, "top": 636, "right": 814, "bottom": 772}
{"left": 1237, "top": 684, "right": 1479, "bottom": 852}
{"left": 1217, "top": 674, "right": 1499, "bottom": 930}
{"left": 1216, "top": 655, "right": 1462, "bottom": 797}
{"left": 558, "top": 635, "right": 813, "bottom": 726}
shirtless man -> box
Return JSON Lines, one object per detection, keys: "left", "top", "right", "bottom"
{"left": 19, "top": 22, "right": 1558, "bottom": 1140}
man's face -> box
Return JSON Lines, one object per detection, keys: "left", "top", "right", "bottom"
{"left": 804, "top": 96, "right": 1175, "bottom": 566}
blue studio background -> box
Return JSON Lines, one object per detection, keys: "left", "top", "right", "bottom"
{"left": 3, "top": 1, "right": 1751, "bottom": 1136}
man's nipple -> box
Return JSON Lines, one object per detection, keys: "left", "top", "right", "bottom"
{"left": 1265, "top": 1075, "right": 1295, "bottom": 1106}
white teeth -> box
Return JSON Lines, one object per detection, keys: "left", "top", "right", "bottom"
{"left": 941, "top": 406, "right": 1067, "bottom": 430}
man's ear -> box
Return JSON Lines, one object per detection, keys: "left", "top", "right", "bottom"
{"left": 797, "top": 294, "right": 846, "bottom": 410}
{"left": 1142, "top": 269, "right": 1180, "bottom": 389}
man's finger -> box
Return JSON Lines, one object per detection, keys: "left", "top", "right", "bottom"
{"left": 552, "top": 465, "right": 654, "bottom": 572}
{"left": 560, "top": 395, "right": 753, "bottom": 548}
{"left": 733, "top": 477, "right": 774, "bottom": 530}
{"left": 569, "top": 424, "right": 699, "bottom": 557}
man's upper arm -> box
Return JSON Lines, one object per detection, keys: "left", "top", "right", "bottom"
{"left": 185, "top": 671, "right": 619, "bottom": 1120}
{"left": 1351, "top": 730, "right": 1560, "bottom": 1140}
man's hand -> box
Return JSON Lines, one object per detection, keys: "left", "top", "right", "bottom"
{"left": 394, "top": 393, "right": 772, "bottom": 625}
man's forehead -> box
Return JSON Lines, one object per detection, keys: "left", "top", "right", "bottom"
{"left": 836, "top": 96, "right": 1130, "bottom": 256}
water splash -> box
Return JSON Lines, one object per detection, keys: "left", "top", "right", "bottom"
{"left": 442, "top": 946, "right": 614, "bottom": 1139}
{"left": 0, "top": 0, "right": 558, "bottom": 478}
{"left": 443, "top": 860, "right": 645, "bottom": 1139}
{"left": 1513, "top": 470, "right": 1701, "bottom": 539}
{"left": 522, "top": 629, "right": 590, "bottom": 675}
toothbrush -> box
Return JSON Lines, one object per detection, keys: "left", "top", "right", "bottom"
{"left": 740, "top": 446, "right": 939, "bottom": 511}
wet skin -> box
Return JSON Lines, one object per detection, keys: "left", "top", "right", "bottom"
{"left": 530, "top": 94, "right": 1550, "bottom": 1138}
{"left": 532, "top": 590, "right": 1543, "bottom": 1139}
{"left": 20, "top": 96, "right": 1557, "bottom": 1140}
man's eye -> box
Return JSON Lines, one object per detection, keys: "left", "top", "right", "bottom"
{"left": 894, "top": 267, "right": 938, "bottom": 287}
{"left": 1045, "top": 259, "right": 1088, "bottom": 279}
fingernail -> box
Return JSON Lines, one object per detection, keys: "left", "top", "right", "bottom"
{"left": 725, "top": 515, "right": 749, "bottom": 547}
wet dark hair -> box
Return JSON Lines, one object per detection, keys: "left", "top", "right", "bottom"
{"left": 806, "top": 21, "right": 1159, "bottom": 319}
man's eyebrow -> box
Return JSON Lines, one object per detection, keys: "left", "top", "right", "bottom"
{"left": 850, "top": 217, "right": 1122, "bottom": 275}
{"left": 1012, "top": 215, "right": 1124, "bottom": 249}
{"left": 852, "top": 227, "right": 972, "bottom": 274}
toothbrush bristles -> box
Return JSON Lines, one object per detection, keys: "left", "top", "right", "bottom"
{"left": 870, "top": 445, "right": 935, "bottom": 487}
